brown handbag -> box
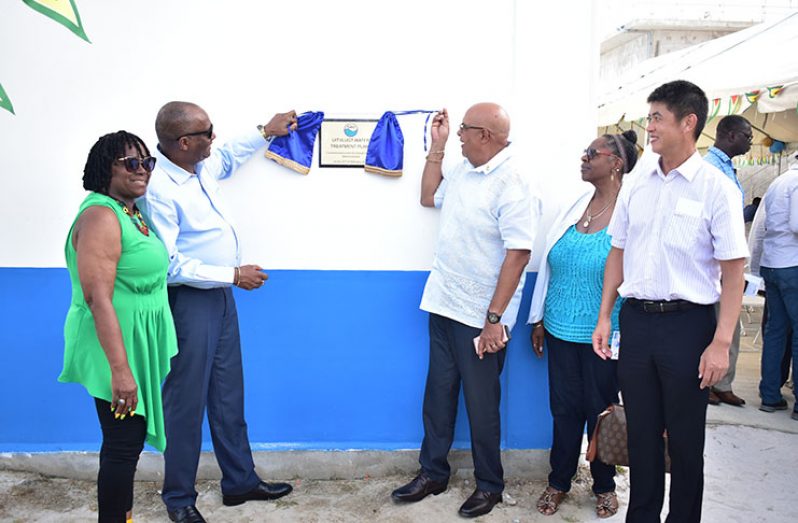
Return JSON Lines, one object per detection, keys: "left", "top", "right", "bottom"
{"left": 586, "top": 403, "right": 671, "bottom": 472}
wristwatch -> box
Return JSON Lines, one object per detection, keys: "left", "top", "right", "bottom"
{"left": 487, "top": 311, "right": 502, "bottom": 324}
{"left": 257, "top": 124, "right": 274, "bottom": 143}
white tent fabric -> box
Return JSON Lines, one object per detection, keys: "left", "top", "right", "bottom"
{"left": 598, "top": 11, "right": 798, "bottom": 129}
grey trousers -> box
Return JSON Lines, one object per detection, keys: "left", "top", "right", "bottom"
{"left": 713, "top": 302, "right": 741, "bottom": 392}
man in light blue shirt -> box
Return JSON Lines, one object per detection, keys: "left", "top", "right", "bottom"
{"left": 704, "top": 114, "right": 752, "bottom": 199}
{"left": 141, "top": 101, "right": 297, "bottom": 523}
{"left": 703, "top": 114, "right": 753, "bottom": 408}
{"left": 392, "top": 104, "right": 539, "bottom": 518}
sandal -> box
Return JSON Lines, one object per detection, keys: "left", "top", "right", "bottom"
{"left": 536, "top": 486, "right": 566, "bottom": 516}
{"left": 596, "top": 491, "right": 619, "bottom": 519}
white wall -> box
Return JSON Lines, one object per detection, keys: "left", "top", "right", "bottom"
{"left": 0, "top": 0, "right": 596, "bottom": 270}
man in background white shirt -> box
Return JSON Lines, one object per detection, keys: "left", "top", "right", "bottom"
{"left": 757, "top": 157, "right": 798, "bottom": 416}
{"left": 593, "top": 80, "right": 748, "bottom": 523}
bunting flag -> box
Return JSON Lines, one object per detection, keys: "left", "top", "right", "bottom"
{"left": 745, "top": 90, "right": 761, "bottom": 104}
{"left": 708, "top": 98, "right": 721, "bottom": 121}
{"left": 728, "top": 95, "right": 743, "bottom": 115}
{"left": 767, "top": 85, "right": 784, "bottom": 98}
{"left": 0, "top": 83, "right": 14, "bottom": 115}
{"left": 22, "top": 0, "right": 90, "bottom": 42}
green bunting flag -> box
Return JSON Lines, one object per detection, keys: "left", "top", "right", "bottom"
{"left": 22, "top": 0, "right": 90, "bottom": 43}
{"left": 0, "top": 83, "right": 14, "bottom": 115}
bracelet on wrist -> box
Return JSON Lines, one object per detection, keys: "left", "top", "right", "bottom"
{"left": 257, "top": 124, "right": 272, "bottom": 142}
{"left": 533, "top": 322, "right": 543, "bottom": 329}
{"left": 234, "top": 266, "right": 240, "bottom": 286}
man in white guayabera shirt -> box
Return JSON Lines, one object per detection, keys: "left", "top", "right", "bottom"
{"left": 391, "top": 103, "right": 540, "bottom": 519}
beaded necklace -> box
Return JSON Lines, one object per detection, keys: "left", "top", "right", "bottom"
{"left": 113, "top": 198, "right": 149, "bottom": 236}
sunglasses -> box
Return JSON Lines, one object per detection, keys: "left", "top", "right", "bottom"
{"left": 583, "top": 147, "right": 618, "bottom": 161}
{"left": 117, "top": 155, "right": 156, "bottom": 172}
{"left": 179, "top": 124, "right": 213, "bottom": 140}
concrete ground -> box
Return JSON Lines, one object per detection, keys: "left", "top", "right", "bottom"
{"left": 2, "top": 307, "right": 797, "bottom": 522}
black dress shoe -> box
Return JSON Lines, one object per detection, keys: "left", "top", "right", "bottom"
{"left": 458, "top": 489, "right": 502, "bottom": 518}
{"left": 168, "top": 505, "right": 206, "bottom": 523}
{"left": 222, "top": 480, "right": 293, "bottom": 506}
{"left": 391, "top": 472, "right": 448, "bottom": 502}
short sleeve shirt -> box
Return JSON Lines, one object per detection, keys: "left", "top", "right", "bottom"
{"left": 420, "top": 145, "right": 539, "bottom": 329}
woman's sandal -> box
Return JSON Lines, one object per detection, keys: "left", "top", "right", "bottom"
{"left": 536, "top": 486, "right": 566, "bottom": 516}
{"left": 596, "top": 491, "right": 619, "bottom": 519}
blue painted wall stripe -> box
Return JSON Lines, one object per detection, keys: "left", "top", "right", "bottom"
{"left": 0, "top": 268, "right": 551, "bottom": 452}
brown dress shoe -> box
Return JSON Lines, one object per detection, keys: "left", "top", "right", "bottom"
{"left": 708, "top": 389, "right": 721, "bottom": 405}
{"left": 714, "top": 389, "right": 745, "bottom": 406}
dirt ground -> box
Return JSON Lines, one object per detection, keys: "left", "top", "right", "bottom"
{"left": 2, "top": 421, "right": 797, "bottom": 522}
{"left": 2, "top": 311, "right": 797, "bottom": 522}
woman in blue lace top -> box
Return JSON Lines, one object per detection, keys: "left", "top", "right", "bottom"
{"left": 528, "top": 130, "right": 639, "bottom": 519}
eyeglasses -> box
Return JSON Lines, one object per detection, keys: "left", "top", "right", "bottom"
{"left": 583, "top": 147, "right": 618, "bottom": 161}
{"left": 459, "top": 123, "right": 487, "bottom": 132}
{"left": 117, "top": 155, "right": 157, "bottom": 173}
{"left": 179, "top": 123, "right": 213, "bottom": 140}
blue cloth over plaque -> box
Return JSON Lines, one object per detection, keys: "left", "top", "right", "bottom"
{"left": 265, "top": 111, "right": 324, "bottom": 174}
{"left": 365, "top": 110, "right": 435, "bottom": 177}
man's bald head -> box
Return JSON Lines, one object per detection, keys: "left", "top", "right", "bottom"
{"left": 464, "top": 103, "right": 510, "bottom": 144}
{"left": 155, "top": 101, "right": 206, "bottom": 146}
{"left": 458, "top": 103, "right": 511, "bottom": 166}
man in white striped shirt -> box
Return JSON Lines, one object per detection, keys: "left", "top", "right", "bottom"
{"left": 593, "top": 80, "right": 748, "bottom": 523}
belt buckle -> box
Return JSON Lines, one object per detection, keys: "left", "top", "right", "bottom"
{"left": 659, "top": 302, "right": 665, "bottom": 313}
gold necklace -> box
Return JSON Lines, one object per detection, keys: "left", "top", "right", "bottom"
{"left": 582, "top": 194, "right": 617, "bottom": 229}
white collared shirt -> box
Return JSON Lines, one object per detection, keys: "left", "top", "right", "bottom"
{"left": 420, "top": 145, "right": 541, "bottom": 329}
{"left": 608, "top": 151, "right": 748, "bottom": 304}
{"left": 140, "top": 130, "right": 267, "bottom": 288}
{"left": 761, "top": 164, "right": 798, "bottom": 269}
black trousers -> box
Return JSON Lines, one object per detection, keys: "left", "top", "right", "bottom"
{"left": 618, "top": 302, "right": 715, "bottom": 523}
{"left": 546, "top": 333, "right": 619, "bottom": 495}
{"left": 419, "top": 313, "right": 506, "bottom": 493}
{"left": 94, "top": 397, "right": 146, "bottom": 523}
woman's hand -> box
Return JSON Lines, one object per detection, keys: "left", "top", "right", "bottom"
{"left": 111, "top": 366, "right": 138, "bottom": 418}
{"left": 531, "top": 323, "right": 545, "bottom": 358}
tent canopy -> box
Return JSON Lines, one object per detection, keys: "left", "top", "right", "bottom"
{"left": 598, "top": 11, "right": 798, "bottom": 146}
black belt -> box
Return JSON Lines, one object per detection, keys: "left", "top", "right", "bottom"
{"left": 626, "top": 298, "right": 705, "bottom": 313}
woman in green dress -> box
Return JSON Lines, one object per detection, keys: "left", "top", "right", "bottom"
{"left": 60, "top": 131, "right": 177, "bottom": 523}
